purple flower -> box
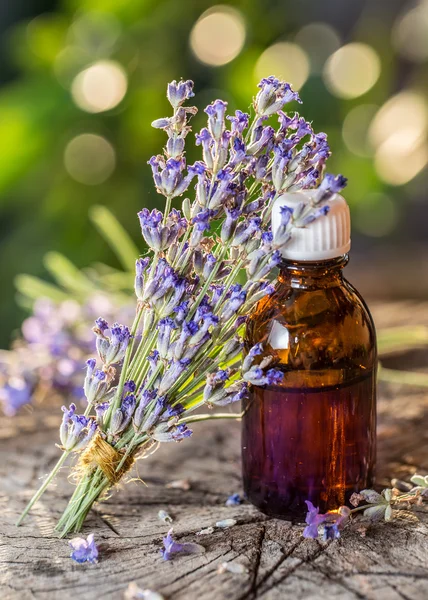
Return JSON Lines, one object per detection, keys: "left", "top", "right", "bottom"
{"left": 211, "top": 381, "right": 248, "bottom": 406}
{"left": 164, "top": 403, "right": 185, "bottom": 419}
{"left": 255, "top": 77, "right": 301, "bottom": 117}
{"left": 265, "top": 368, "right": 283, "bottom": 385}
{"left": 133, "top": 389, "right": 158, "bottom": 428}
{"left": 135, "top": 257, "right": 150, "bottom": 300}
{"left": 302, "top": 501, "right": 350, "bottom": 540}
{"left": 232, "top": 217, "right": 262, "bottom": 247}
{"left": 160, "top": 528, "right": 204, "bottom": 560}
{"left": 110, "top": 393, "right": 136, "bottom": 435}
{"left": 95, "top": 317, "right": 109, "bottom": 333}
{"left": 208, "top": 169, "right": 234, "bottom": 209}
{"left": 158, "top": 358, "right": 190, "bottom": 394}
{"left": 243, "top": 364, "right": 282, "bottom": 387}
{"left": 226, "top": 493, "right": 243, "bottom": 507}
{"left": 174, "top": 301, "right": 189, "bottom": 323}
{"left": 205, "top": 99, "right": 228, "bottom": 140}
{"left": 227, "top": 110, "right": 249, "bottom": 136}
{"left": 0, "top": 378, "right": 32, "bottom": 416}
{"left": 138, "top": 208, "right": 187, "bottom": 252}
{"left": 84, "top": 364, "right": 109, "bottom": 406}
{"left": 157, "top": 317, "right": 177, "bottom": 359}
{"left": 203, "top": 369, "right": 230, "bottom": 402}
{"left": 272, "top": 145, "right": 292, "bottom": 191}
{"left": 192, "top": 210, "right": 213, "bottom": 232}
{"left": 153, "top": 421, "right": 193, "bottom": 443}
{"left": 299, "top": 205, "right": 330, "bottom": 226}
{"left": 95, "top": 401, "right": 109, "bottom": 425}
{"left": 149, "top": 156, "right": 197, "bottom": 199}
{"left": 60, "top": 404, "right": 97, "bottom": 451}
{"left": 314, "top": 173, "right": 347, "bottom": 203}
{"left": 196, "top": 128, "right": 215, "bottom": 170}
{"left": 303, "top": 500, "right": 324, "bottom": 539}
{"left": 247, "top": 126, "right": 275, "bottom": 156}
{"left": 124, "top": 380, "right": 136, "bottom": 394}
{"left": 107, "top": 323, "right": 131, "bottom": 366}
{"left": 242, "top": 343, "right": 263, "bottom": 372}
{"left": 140, "top": 396, "right": 168, "bottom": 433}
{"left": 69, "top": 533, "right": 99, "bottom": 564}
{"left": 167, "top": 79, "right": 195, "bottom": 109}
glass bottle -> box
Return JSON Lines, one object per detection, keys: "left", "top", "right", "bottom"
{"left": 242, "top": 192, "right": 377, "bottom": 521}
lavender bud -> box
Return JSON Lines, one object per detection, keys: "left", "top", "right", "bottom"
{"left": 204, "top": 99, "right": 227, "bottom": 140}
{"left": 167, "top": 79, "right": 195, "bottom": 109}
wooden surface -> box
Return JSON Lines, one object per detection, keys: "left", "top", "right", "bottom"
{"left": 1, "top": 301, "right": 428, "bottom": 600}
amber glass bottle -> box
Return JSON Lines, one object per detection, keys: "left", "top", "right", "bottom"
{"left": 242, "top": 193, "right": 377, "bottom": 521}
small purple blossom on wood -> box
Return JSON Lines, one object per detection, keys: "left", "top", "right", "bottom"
{"left": 160, "top": 528, "right": 205, "bottom": 560}
{"left": 69, "top": 533, "right": 99, "bottom": 563}
{"left": 226, "top": 493, "right": 243, "bottom": 507}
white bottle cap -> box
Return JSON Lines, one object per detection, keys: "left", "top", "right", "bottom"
{"left": 271, "top": 190, "right": 351, "bottom": 261}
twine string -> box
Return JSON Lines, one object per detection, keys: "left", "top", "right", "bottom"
{"left": 78, "top": 433, "right": 135, "bottom": 484}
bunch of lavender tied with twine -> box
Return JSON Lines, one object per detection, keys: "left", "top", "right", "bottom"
{"left": 17, "top": 77, "right": 346, "bottom": 536}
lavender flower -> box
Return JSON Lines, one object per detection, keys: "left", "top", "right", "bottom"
{"left": 160, "top": 528, "right": 204, "bottom": 560}
{"left": 109, "top": 394, "right": 136, "bottom": 436}
{"left": 204, "top": 99, "right": 227, "bottom": 140}
{"left": 313, "top": 173, "right": 347, "bottom": 204}
{"left": 167, "top": 80, "right": 195, "bottom": 109}
{"left": 152, "top": 422, "right": 193, "bottom": 442}
{"left": 93, "top": 320, "right": 131, "bottom": 367}
{"left": 0, "top": 378, "right": 32, "bottom": 416}
{"left": 69, "top": 533, "right": 99, "bottom": 563}
{"left": 138, "top": 208, "right": 187, "bottom": 252}
{"left": 84, "top": 360, "right": 109, "bottom": 405}
{"left": 226, "top": 493, "right": 243, "bottom": 507}
{"left": 303, "top": 501, "right": 351, "bottom": 540}
{"left": 149, "top": 156, "right": 197, "bottom": 199}
{"left": 254, "top": 77, "right": 301, "bottom": 117}
{"left": 227, "top": 110, "right": 249, "bottom": 136}
{"left": 60, "top": 404, "right": 97, "bottom": 452}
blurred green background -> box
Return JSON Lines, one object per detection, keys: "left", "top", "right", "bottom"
{"left": 1, "top": 0, "right": 428, "bottom": 347}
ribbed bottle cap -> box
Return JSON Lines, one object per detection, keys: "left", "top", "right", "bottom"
{"left": 271, "top": 191, "right": 351, "bottom": 261}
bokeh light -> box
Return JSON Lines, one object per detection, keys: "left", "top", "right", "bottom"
{"left": 392, "top": 3, "right": 428, "bottom": 62}
{"left": 294, "top": 22, "right": 341, "bottom": 74}
{"left": 353, "top": 193, "right": 398, "bottom": 237}
{"left": 342, "top": 104, "right": 378, "bottom": 157}
{"left": 323, "top": 43, "right": 381, "bottom": 99}
{"left": 368, "top": 91, "right": 428, "bottom": 151}
{"left": 64, "top": 134, "right": 116, "bottom": 185}
{"left": 375, "top": 139, "right": 428, "bottom": 186}
{"left": 71, "top": 60, "right": 127, "bottom": 113}
{"left": 190, "top": 6, "right": 246, "bottom": 66}
{"left": 255, "top": 42, "right": 310, "bottom": 91}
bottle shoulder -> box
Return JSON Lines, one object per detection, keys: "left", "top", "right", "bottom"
{"left": 245, "top": 277, "right": 377, "bottom": 385}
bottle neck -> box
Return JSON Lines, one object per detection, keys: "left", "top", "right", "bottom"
{"left": 278, "top": 255, "right": 349, "bottom": 290}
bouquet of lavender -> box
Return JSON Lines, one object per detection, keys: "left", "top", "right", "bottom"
{"left": 17, "top": 77, "right": 346, "bottom": 536}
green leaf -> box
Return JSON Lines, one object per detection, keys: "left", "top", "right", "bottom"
{"left": 363, "top": 505, "right": 387, "bottom": 522}
{"left": 382, "top": 488, "right": 392, "bottom": 502}
{"left": 43, "top": 251, "right": 94, "bottom": 296}
{"left": 89, "top": 205, "right": 140, "bottom": 272}
{"left": 410, "top": 474, "right": 428, "bottom": 488}
{"left": 15, "top": 274, "right": 68, "bottom": 303}
{"left": 384, "top": 505, "right": 393, "bottom": 522}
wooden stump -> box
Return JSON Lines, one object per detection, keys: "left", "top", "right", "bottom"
{"left": 1, "top": 301, "right": 428, "bottom": 600}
